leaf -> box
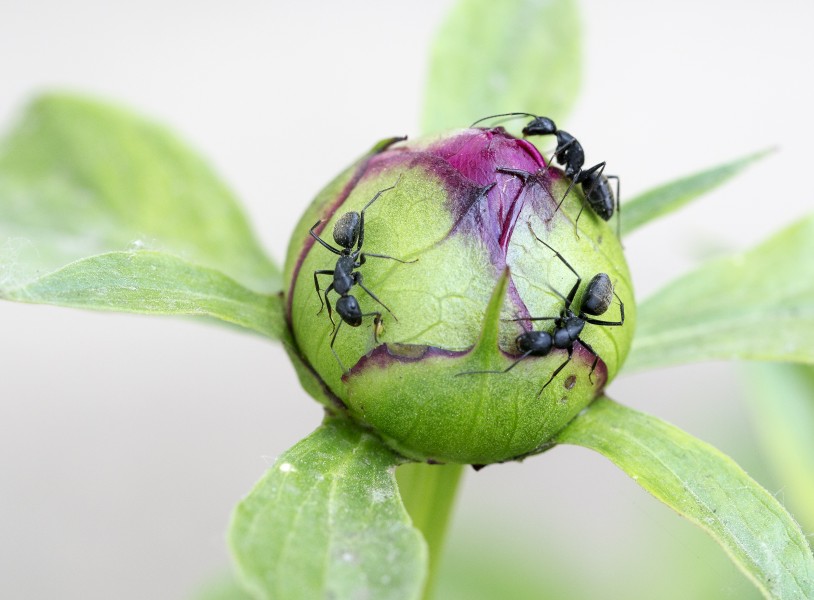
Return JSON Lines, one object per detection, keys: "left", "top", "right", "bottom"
{"left": 0, "top": 93, "right": 280, "bottom": 303}
{"left": 436, "top": 522, "right": 760, "bottom": 600}
{"left": 422, "top": 0, "right": 581, "bottom": 134}
{"left": 742, "top": 363, "right": 814, "bottom": 532}
{"left": 1, "top": 250, "right": 285, "bottom": 339}
{"left": 621, "top": 149, "right": 773, "bottom": 236}
{"left": 229, "top": 418, "right": 427, "bottom": 600}
{"left": 626, "top": 214, "right": 814, "bottom": 371}
{"left": 557, "top": 397, "right": 814, "bottom": 600}
{"left": 192, "top": 572, "right": 254, "bottom": 600}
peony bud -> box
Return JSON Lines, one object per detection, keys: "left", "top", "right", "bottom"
{"left": 283, "top": 127, "right": 635, "bottom": 465}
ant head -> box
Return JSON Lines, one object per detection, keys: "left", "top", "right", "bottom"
{"left": 522, "top": 116, "right": 557, "bottom": 136}
{"left": 333, "top": 211, "right": 361, "bottom": 249}
{"left": 582, "top": 273, "right": 614, "bottom": 316}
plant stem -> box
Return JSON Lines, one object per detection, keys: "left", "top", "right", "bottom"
{"left": 396, "top": 462, "right": 464, "bottom": 600}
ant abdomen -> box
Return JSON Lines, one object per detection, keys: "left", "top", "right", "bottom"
{"left": 333, "top": 212, "right": 361, "bottom": 249}
{"left": 583, "top": 174, "right": 615, "bottom": 221}
{"left": 582, "top": 274, "right": 614, "bottom": 316}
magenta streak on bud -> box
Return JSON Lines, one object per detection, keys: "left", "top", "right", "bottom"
{"left": 344, "top": 344, "right": 468, "bottom": 376}
{"left": 345, "top": 334, "right": 609, "bottom": 391}
{"left": 426, "top": 127, "right": 556, "bottom": 259}
{"left": 418, "top": 128, "right": 560, "bottom": 326}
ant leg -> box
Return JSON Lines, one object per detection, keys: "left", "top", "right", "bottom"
{"left": 355, "top": 279, "right": 397, "bottom": 320}
{"left": 572, "top": 203, "right": 586, "bottom": 239}
{"left": 357, "top": 175, "right": 403, "bottom": 251}
{"left": 580, "top": 162, "right": 606, "bottom": 179}
{"left": 313, "top": 270, "right": 333, "bottom": 314}
{"left": 458, "top": 350, "right": 536, "bottom": 376}
{"left": 309, "top": 220, "right": 342, "bottom": 255}
{"left": 496, "top": 167, "right": 533, "bottom": 183}
{"left": 504, "top": 316, "right": 557, "bottom": 323}
{"left": 328, "top": 321, "right": 347, "bottom": 373}
{"left": 607, "top": 174, "right": 621, "bottom": 238}
{"left": 366, "top": 312, "right": 384, "bottom": 343}
{"left": 576, "top": 339, "right": 601, "bottom": 384}
{"left": 583, "top": 291, "right": 625, "bottom": 326}
{"left": 545, "top": 136, "right": 578, "bottom": 174}
{"left": 554, "top": 169, "right": 581, "bottom": 215}
{"left": 538, "top": 346, "right": 573, "bottom": 398}
{"left": 527, "top": 222, "right": 582, "bottom": 306}
{"left": 363, "top": 252, "right": 417, "bottom": 264}
{"left": 324, "top": 286, "right": 336, "bottom": 329}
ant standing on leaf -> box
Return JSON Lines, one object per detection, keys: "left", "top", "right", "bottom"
{"left": 460, "top": 222, "right": 624, "bottom": 397}
{"left": 471, "top": 112, "right": 620, "bottom": 237}
{"left": 309, "top": 176, "right": 416, "bottom": 372}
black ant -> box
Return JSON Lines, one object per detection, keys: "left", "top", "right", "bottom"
{"left": 471, "top": 112, "right": 620, "bottom": 236}
{"left": 460, "top": 223, "right": 624, "bottom": 396}
{"left": 309, "top": 177, "right": 416, "bottom": 371}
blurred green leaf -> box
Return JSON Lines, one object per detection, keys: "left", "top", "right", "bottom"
{"left": 192, "top": 572, "right": 254, "bottom": 600}
{"left": 229, "top": 418, "right": 427, "bottom": 600}
{"left": 557, "top": 397, "right": 814, "bottom": 600}
{"left": 437, "top": 523, "right": 759, "bottom": 600}
{"left": 742, "top": 363, "right": 814, "bottom": 532}
{"left": 1, "top": 250, "right": 285, "bottom": 339}
{"left": 0, "top": 94, "right": 281, "bottom": 322}
{"left": 621, "top": 149, "right": 773, "bottom": 236}
{"left": 422, "top": 0, "right": 581, "bottom": 134}
{"left": 435, "top": 529, "right": 578, "bottom": 600}
{"left": 627, "top": 214, "right": 814, "bottom": 371}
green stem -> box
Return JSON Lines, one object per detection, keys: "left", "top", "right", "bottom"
{"left": 396, "top": 462, "right": 465, "bottom": 600}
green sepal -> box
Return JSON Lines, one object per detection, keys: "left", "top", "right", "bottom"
{"left": 628, "top": 213, "right": 814, "bottom": 371}
{"left": 1, "top": 250, "right": 285, "bottom": 339}
{"left": 621, "top": 149, "right": 774, "bottom": 236}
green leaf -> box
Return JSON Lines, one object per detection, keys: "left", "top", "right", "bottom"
{"left": 192, "top": 572, "right": 254, "bottom": 600}
{"left": 1, "top": 250, "right": 285, "bottom": 339}
{"left": 229, "top": 418, "right": 427, "bottom": 600}
{"left": 0, "top": 93, "right": 280, "bottom": 304}
{"left": 557, "top": 397, "right": 814, "bottom": 600}
{"left": 422, "top": 0, "right": 581, "bottom": 134}
{"left": 627, "top": 214, "right": 814, "bottom": 371}
{"left": 437, "top": 522, "right": 760, "bottom": 600}
{"left": 742, "top": 363, "right": 814, "bottom": 532}
{"left": 621, "top": 149, "right": 773, "bottom": 236}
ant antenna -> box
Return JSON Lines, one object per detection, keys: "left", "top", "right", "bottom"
{"left": 470, "top": 112, "right": 539, "bottom": 128}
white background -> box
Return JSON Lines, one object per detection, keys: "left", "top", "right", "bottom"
{"left": 1, "top": 0, "right": 812, "bottom": 598}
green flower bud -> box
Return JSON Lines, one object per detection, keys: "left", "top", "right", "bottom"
{"left": 283, "top": 127, "right": 635, "bottom": 465}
